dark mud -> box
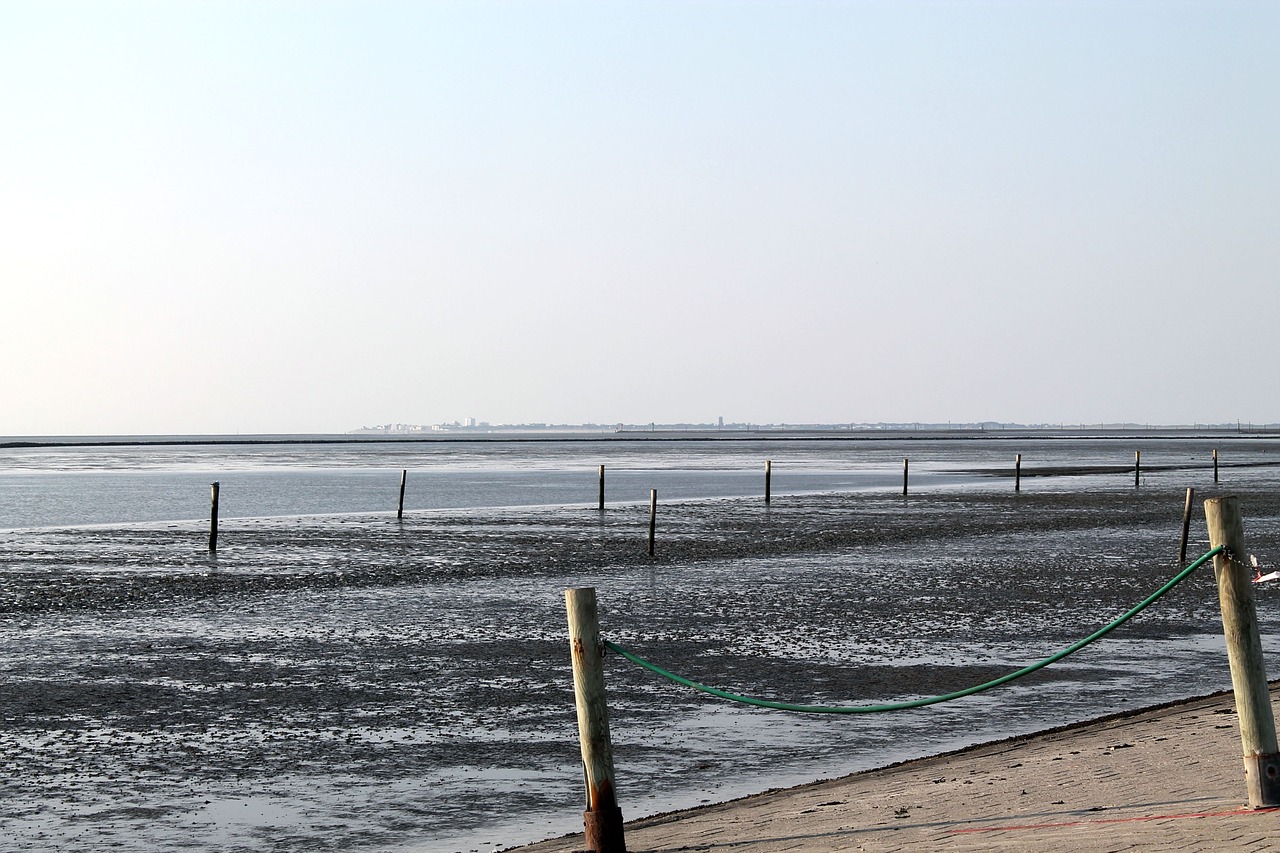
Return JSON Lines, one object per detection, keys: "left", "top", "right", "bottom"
{"left": 6, "top": 484, "right": 1273, "bottom": 614}
{"left": 2, "top": 482, "right": 1280, "bottom": 851}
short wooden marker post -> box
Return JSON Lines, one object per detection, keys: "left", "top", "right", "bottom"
{"left": 764, "top": 460, "right": 772, "bottom": 504}
{"left": 1214, "top": 448, "right": 1220, "bottom": 483}
{"left": 397, "top": 469, "right": 407, "bottom": 521}
{"left": 1134, "top": 450, "right": 1141, "bottom": 487}
{"left": 1015, "top": 453, "right": 1022, "bottom": 492}
{"left": 565, "top": 588, "right": 626, "bottom": 852}
{"left": 1204, "top": 496, "right": 1280, "bottom": 808}
{"left": 208, "top": 481, "right": 220, "bottom": 553}
{"left": 647, "top": 489, "right": 657, "bottom": 557}
{"left": 598, "top": 465, "right": 605, "bottom": 512}
{"left": 1178, "top": 487, "right": 1194, "bottom": 563}
{"left": 902, "top": 458, "right": 909, "bottom": 496}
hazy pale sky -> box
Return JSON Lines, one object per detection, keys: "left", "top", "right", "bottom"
{"left": 3, "top": 1, "right": 1276, "bottom": 435}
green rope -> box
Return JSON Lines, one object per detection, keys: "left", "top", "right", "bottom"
{"left": 604, "top": 545, "right": 1225, "bottom": 714}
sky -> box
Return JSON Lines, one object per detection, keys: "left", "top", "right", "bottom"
{"left": 2, "top": 0, "right": 1277, "bottom": 435}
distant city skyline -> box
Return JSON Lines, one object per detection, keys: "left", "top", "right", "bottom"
{"left": 3, "top": 2, "right": 1277, "bottom": 436}
{"left": 348, "top": 418, "right": 1280, "bottom": 436}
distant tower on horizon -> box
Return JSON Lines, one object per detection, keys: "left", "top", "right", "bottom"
{"left": 718, "top": 416, "right": 723, "bottom": 430}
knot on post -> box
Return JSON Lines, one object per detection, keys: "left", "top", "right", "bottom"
{"left": 1245, "top": 753, "right": 1280, "bottom": 808}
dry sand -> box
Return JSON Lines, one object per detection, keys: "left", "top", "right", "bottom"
{"left": 514, "top": 685, "right": 1280, "bottom": 852}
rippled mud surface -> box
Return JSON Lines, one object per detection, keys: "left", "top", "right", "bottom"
{"left": 3, "top": 478, "right": 1280, "bottom": 851}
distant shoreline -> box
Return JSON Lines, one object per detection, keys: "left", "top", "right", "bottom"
{"left": 3, "top": 426, "right": 1280, "bottom": 450}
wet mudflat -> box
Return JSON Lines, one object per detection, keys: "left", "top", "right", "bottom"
{"left": 2, "top": 476, "right": 1280, "bottom": 851}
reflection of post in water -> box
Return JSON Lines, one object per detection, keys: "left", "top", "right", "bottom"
{"left": 208, "top": 482, "right": 220, "bottom": 553}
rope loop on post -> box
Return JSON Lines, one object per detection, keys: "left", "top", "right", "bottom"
{"left": 605, "top": 546, "right": 1225, "bottom": 715}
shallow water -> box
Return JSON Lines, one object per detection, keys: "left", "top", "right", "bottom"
{"left": 3, "top": 433, "right": 1271, "bottom": 529}
{"left": 2, "top": 435, "right": 1279, "bottom": 852}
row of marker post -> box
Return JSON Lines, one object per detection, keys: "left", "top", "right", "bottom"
{"left": 207, "top": 449, "right": 1226, "bottom": 554}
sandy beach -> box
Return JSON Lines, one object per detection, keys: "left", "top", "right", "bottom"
{"left": 512, "top": 685, "right": 1280, "bottom": 852}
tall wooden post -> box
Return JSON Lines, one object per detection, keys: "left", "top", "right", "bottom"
{"left": 208, "top": 481, "right": 220, "bottom": 553}
{"left": 565, "top": 588, "right": 626, "bottom": 852}
{"left": 1214, "top": 448, "right": 1220, "bottom": 483}
{"left": 598, "top": 465, "right": 605, "bottom": 511}
{"left": 764, "top": 460, "right": 772, "bottom": 504}
{"left": 1204, "top": 496, "right": 1280, "bottom": 808}
{"left": 1014, "top": 453, "right": 1022, "bottom": 493}
{"left": 1134, "top": 450, "right": 1141, "bottom": 487}
{"left": 397, "top": 469, "right": 407, "bottom": 520}
{"left": 902, "top": 458, "right": 909, "bottom": 496}
{"left": 647, "top": 489, "right": 657, "bottom": 557}
{"left": 1178, "top": 487, "right": 1194, "bottom": 563}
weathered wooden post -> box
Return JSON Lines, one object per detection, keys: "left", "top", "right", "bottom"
{"left": 598, "top": 465, "right": 605, "bottom": 511}
{"left": 1204, "top": 496, "right": 1280, "bottom": 808}
{"left": 902, "top": 458, "right": 909, "bottom": 496}
{"left": 208, "top": 481, "right": 220, "bottom": 553}
{"left": 1134, "top": 450, "right": 1141, "bottom": 487}
{"left": 764, "top": 460, "right": 772, "bottom": 504}
{"left": 647, "top": 489, "right": 657, "bottom": 557}
{"left": 1179, "top": 487, "right": 1194, "bottom": 563}
{"left": 1015, "top": 453, "right": 1022, "bottom": 493}
{"left": 565, "top": 588, "right": 626, "bottom": 852}
{"left": 397, "top": 469, "right": 407, "bottom": 520}
{"left": 1214, "top": 448, "right": 1220, "bottom": 483}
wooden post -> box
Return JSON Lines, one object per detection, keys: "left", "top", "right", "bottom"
{"left": 1204, "top": 496, "right": 1280, "bottom": 808}
{"left": 565, "top": 588, "right": 627, "bottom": 852}
{"left": 1179, "top": 487, "right": 1194, "bottom": 563}
{"left": 902, "top": 458, "right": 909, "bottom": 496}
{"left": 1134, "top": 450, "right": 1141, "bottom": 487}
{"left": 1015, "top": 453, "right": 1022, "bottom": 493}
{"left": 397, "top": 469, "right": 407, "bottom": 520}
{"left": 764, "top": 460, "right": 772, "bottom": 504}
{"left": 598, "top": 465, "right": 605, "bottom": 512}
{"left": 1214, "top": 448, "right": 1220, "bottom": 483}
{"left": 208, "top": 481, "right": 220, "bottom": 553}
{"left": 647, "top": 489, "right": 657, "bottom": 557}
